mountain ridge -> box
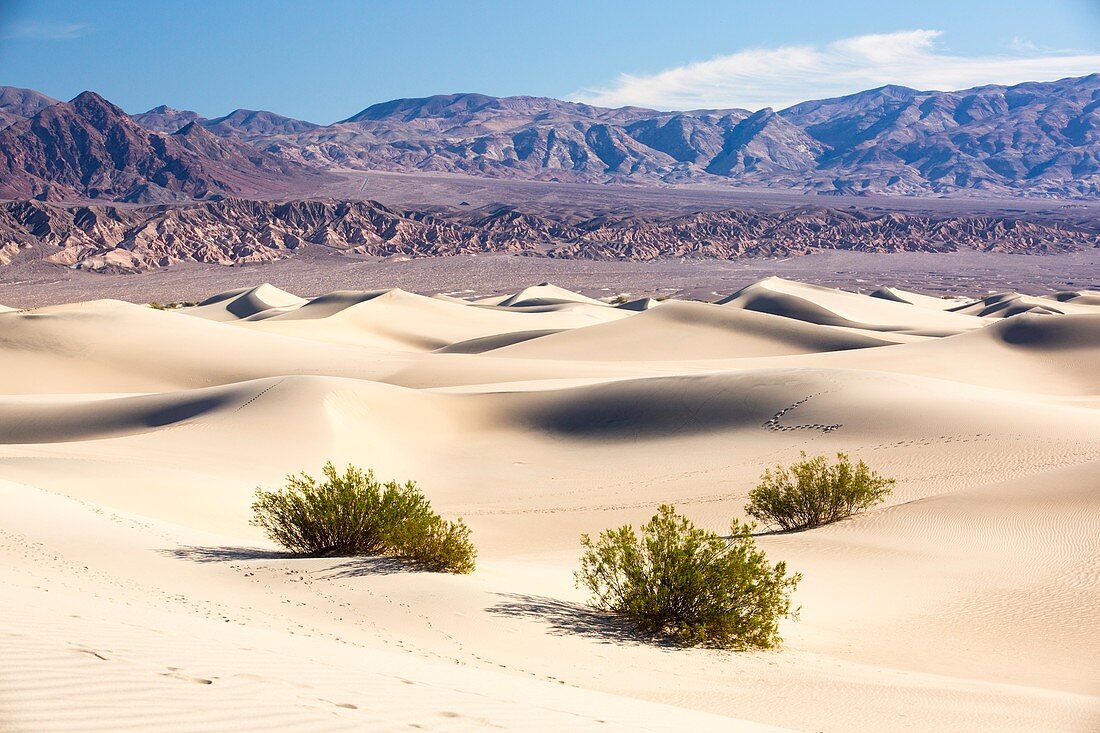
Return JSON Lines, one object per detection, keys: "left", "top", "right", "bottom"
{"left": 0, "top": 91, "right": 333, "bottom": 202}
{"left": 0, "top": 85, "right": 59, "bottom": 129}
{"left": 1, "top": 75, "right": 1098, "bottom": 204}
{"left": 2, "top": 196, "right": 1096, "bottom": 273}
{"left": 265, "top": 74, "right": 1100, "bottom": 197}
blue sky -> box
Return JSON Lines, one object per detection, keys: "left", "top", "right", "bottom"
{"left": 1, "top": 0, "right": 1098, "bottom": 122}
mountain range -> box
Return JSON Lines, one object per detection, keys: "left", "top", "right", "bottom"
{"left": 1, "top": 74, "right": 1099, "bottom": 201}
{"left": 1, "top": 76, "right": 1099, "bottom": 271}
{"left": 0, "top": 91, "right": 330, "bottom": 202}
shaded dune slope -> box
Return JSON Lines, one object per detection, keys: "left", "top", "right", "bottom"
{"left": 241, "top": 287, "right": 627, "bottom": 351}
{"left": 485, "top": 300, "right": 897, "bottom": 360}
{"left": 781, "top": 312, "right": 1100, "bottom": 396}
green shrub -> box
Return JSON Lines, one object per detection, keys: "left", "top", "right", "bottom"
{"left": 251, "top": 462, "right": 475, "bottom": 573}
{"left": 392, "top": 514, "right": 477, "bottom": 574}
{"left": 746, "top": 452, "right": 895, "bottom": 531}
{"left": 577, "top": 505, "right": 800, "bottom": 649}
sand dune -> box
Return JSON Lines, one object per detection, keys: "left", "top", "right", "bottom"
{"left": 744, "top": 312, "right": 1100, "bottom": 396}
{"left": 1, "top": 276, "right": 1097, "bottom": 732}
{"left": 0, "top": 299, "right": 408, "bottom": 393}
{"left": 722, "top": 276, "right": 986, "bottom": 334}
{"left": 951, "top": 291, "right": 1100, "bottom": 318}
{"left": 870, "top": 285, "right": 974, "bottom": 310}
{"left": 184, "top": 283, "right": 307, "bottom": 321}
{"left": 0, "top": 298, "right": 686, "bottom": 394}
{"left": 1047, "top": 290, "right": 1100, "bottom": 307}
{"left": 257, "top": 288, "right": 392, "bottom": 319}
{"left": 437, "top": 328, "right": 565, "bottom": 354}
{"left": 616, "top": 296, "right": 661, "bottom": 311}
{"left": 486, "top": 300, "right": 899, "bottom": 360}
{"left": 0, "top": 475, "right": 783, "bottom": 733}
{"left": 493, "top": 282, "right": 608, "bottom": 308}
{"left": 242, "top": 287, "right": 628, "bottom": 351}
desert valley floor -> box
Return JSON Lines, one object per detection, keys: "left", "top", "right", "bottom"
{"left": 1, "top": 275, "right": 1098, "bottom": 732}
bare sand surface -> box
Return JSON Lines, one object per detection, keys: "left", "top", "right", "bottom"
{"left": 1, "top": 276, "right": 1098, "bottom": 732}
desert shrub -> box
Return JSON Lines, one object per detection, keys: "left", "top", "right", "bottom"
{"left": 746, "top": 452, "right": 894, "bottom": 531}
{"left": 391, "top": 514, "right": 477, "bottom": 574}
{"left": 577, "top": 505, "right": 799, "bottom": 649}
{"left": 252, "top": 462, "right": 396, "bottom": 555}
{"left": 251, "top": 462, "right": 475, "bottom": 573}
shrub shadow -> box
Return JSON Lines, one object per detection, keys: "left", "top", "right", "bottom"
{"left": 317, "top": 556, "right": 419, "bottom": 578}
{"left": 163, "top": 545, "right": 416, "bottom": 576}
{"left": 165, "top": 545, "right": 296, "bottom": 562}
{"left": 749, "top": 527, "right": 804, "bottom": 537}
{"left": 487, "top": 593, "right": 675, "bottom": 647}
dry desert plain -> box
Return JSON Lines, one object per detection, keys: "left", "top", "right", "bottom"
{"left": 1, "top": 275, "right": 1098, "bottom": 732}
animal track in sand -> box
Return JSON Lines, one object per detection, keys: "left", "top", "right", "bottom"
{"left": 763, "top": 395, "right": 842, "bottom": 434}
{"left": 235, "top": 378, "right": 286, "bottom": 412}
{"left": 72, "top": 647, "right": 109, "bottom": 661}
{"left": 162, "top": 667, "right": 214, "bottom": 685}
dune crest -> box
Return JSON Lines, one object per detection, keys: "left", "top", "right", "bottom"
{"left": 721, "top": 276, "right": 987, "bottom": 334}
{"left": 487, "top": 300, "right": 897, "bottom": 360}
{"left": 492, "top": 282, "right": 608, "bottom": 308}
{"left": 184, "top": 283, "right": 307, "bottom": 321}
{"left": 870, "top": 285, "right": 973, "bottom": 310}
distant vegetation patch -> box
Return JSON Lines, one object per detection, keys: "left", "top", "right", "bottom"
{"left": 577, "top": 505, "right": 799, "bottom": 649}
{"left": 746, "top": 452, "right": 894, "bottom": 531}
{"left": 148, "top": 301, "right": 196, "bottom": 310}
{"left": 252, "top": 462, "right": 476, "bottom": 574}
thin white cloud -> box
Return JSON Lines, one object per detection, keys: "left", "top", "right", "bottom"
{"left": 1008, "top": 37, "right": 1041, "bottom": 53}
{"left": 573, "top": 30, "right": 1100, "bottom": 111}
{"left": 3, "top": 22, "right": 88, "bottom": 40}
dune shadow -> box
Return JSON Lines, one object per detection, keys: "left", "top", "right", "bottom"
{"left": 487, "top": 593, "right": 671, "bottom": 647}
{"left": 163, "top": 545, "right": 415, "bottom": 576}
{"left": 144, "top": 395, "right": 233, "bottom": 427}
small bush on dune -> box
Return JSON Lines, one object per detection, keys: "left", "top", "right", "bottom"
{"left": 148, "top": 301, "right": 195, "bottom": 310}
{"left": 251, "top": 463, "right": 398, "bottom": 555}
{"left": 746, "top": 452, "right": 894, "bottom": 531}
{"left": 577, "top": 505, "right": 799, "bottom": 649}
{"left": 251, "top": 462, "right": 476, "bottom": 573}
{"left": 392, "top": 514, "right": 477, "bottom": 574}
